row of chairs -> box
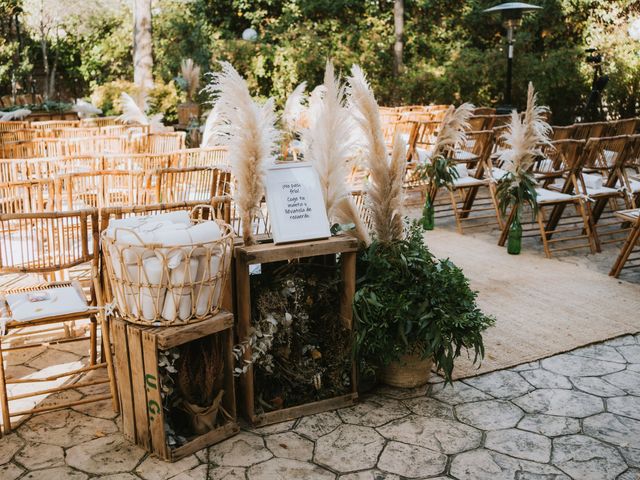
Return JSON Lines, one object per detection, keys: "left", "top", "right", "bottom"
{"left": 0, "top": 117, "right": 120, "bottom": 133}
{"left": 0, "top": 125, "right": 149, "bottom": 143}
{"left": 0, "top": 147, "right": 228, "bottom": 183}
{"left": 0, "top": 167, "right": 231, "bottom": 214}
{"left": 0, "top": 132, "right": 186, "bottom": 159}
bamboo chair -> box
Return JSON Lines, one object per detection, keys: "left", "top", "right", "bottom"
{"left": 499, "top": 139, "right": 598, "bottom": 257}
{"left": 0, "top": 129, "right": 38, "bottom": 143}
{"left": 406, "top": 120, "right": 441, "bottom": 163}
{"left": 146, "top": 132, "right": 186, "bottom": 154}
{"left": 31, "top": 120, "right": 80, "bottom": 136}
{"left": 0, "top": 209, "right": 118, "bottom": 433}
{"left": 0, "top": 179, "right": 55, "bottom": 214}
{"left": 155, "top": 166, "right": 225, "bottom": 204}
{"left": 609, "top": 209, "right": 640, "bottom": 277}
{"left": 446, "top": 130, "right": 504, "bottom": 233}
{"left": 51, "top": 127, "right": 101, "bottom": 139}
{"left": 103, "top": 152, "right": 173, "bottom": 171}
{"left": 351, "top": 189, "right": 373, "bottom": 230}
{"left": 100, "top": 124, "right": 149, "bottom": 137}
{"left": 79, "top": 117, "right": 119, "bottom": 128}
{"left": 0, "top": 160, "right": 24, "bottom": 183}
{"left": 0, "top": 141, "right": 37, "bottom": 159}
{"left": 56, "top": 171, "right": 149, "bottom": 210}
{"left": 175, "top": 147, "right": 229, "bottom": 168}
{"left": 0, "top": 121, "right": 30, "bottom": 133}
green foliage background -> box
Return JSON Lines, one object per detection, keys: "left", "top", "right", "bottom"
{"left": 1, "top": 0, "right": 638, "bottom": 124}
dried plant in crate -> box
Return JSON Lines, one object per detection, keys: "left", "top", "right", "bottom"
{"left": 180, "top": 58, "right": 201, "bottom": 102}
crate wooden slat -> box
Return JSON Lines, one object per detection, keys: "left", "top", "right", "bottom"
{"left": 234, "top": 235, "right": 359, "bottom": 427}
{"left": 112, "top": 310, "right": 239, "bottom": 461}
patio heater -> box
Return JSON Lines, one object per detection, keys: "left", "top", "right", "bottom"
{"left": 483, "top": 2, "right": 541, "bottom": 112}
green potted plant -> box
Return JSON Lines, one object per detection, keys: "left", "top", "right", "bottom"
{"left": 354, "top": 222, "right": 495, "bottom": 386}
{"left": 416, "top": 103, "right": 474, "bottom": 230}
{"left": 347, "top": 67, "right": 494, "bottom": 387}
{"left": 495, "top": 83, "right": 551, "bottom": 255}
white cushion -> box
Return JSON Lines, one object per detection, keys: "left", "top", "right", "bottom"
{"left": 582, "top": 173, "right": 603, "bottom": 190}
{"left": 453, "top": 150, "right": 477, "bottom": 161}
{"left": 5, "top": 286, "right": 88, "bottom": 322}
{"left": 416, "top": 147, "right": 432, "bottom": 164}
{"left": 491, "top": 167, "right": 509, "bottom": 180}
{"left": 454, "top": 164, "right": 469, "bottom": 178}
{"left": 535, "top": 188, "right": 574, "bottom": 203}
{"left": 453, "top": 176, "right": 485, "bottom": 187}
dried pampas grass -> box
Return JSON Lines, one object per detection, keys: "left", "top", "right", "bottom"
{"left": 118, "top": 92, "right": 169, "bottom": 133}
{"left": 499, "top": 82, "right": 551, "bottom": 177}
{"left": 200, "top": 105, "right": 221, "bottom": 148}
{"left": 204, "top": 61, "right": 280, "bottom": 246}
{"left": 0, "top": 108, "right": 31, "bottom": 121}
{"left": 432, "top": 102, "right": 474, "bottom": 157}
{"left": 301, "top": 61, "right": 370, "bottom": 245}
{"left": 282, "top": 82, "right": 307, "bottom": 134}
{"left": 181, "top": 58, "right": 201, "bottom": 101}
{"left": 347, "top": 65, "right": 404, "bottom": 244}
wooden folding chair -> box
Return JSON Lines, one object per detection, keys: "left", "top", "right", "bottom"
{"left": 499, "top": 139, "right": 599, "bottom": 257}
{"left": 609, "top": 209, "right": 640, "bottom": 277}
{"left": 551, "top": 125, "right": 575, "bottom": 141}
{"left": 572, "top": 121, "right": 606, "bottom": 140}
{"left": 0, "top": 129, "right": 37, "bottom": 143}
{"left": 0, "top": 209, "right": 118, "bottom": 433}
{"left": 448, "top": 130, "right": 504, "bottom": 232}
{"left": 603, "top": 118, "right": 637, "bottom": 137}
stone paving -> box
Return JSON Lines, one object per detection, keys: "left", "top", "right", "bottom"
{"left": 1, "top": 334, "right": 640, "bottom": 479}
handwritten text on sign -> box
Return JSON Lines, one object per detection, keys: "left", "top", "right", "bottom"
{"left": 282, "top": 182, "right": 312, "bottom": 220}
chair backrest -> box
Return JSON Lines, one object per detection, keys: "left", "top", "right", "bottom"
{"left": 146, "top": 132, "right": 186, "bottom": 154}
{"left": 0, "top": 209, "right": 99, "bottom": 274}
{"left": 31, "top": 120, "right": 80, "bottom": 130}
{"left": 0, "top": 159, "right": 26, "bottom": 183}
{"left": 79, "top": 116, "right": 119, "bottom": 128}
{"left": 538, "top": 139, "right": 585, "bottom": 189}
{"left": 57, "top": 170, "right": 149, "bottom": 210}
{"left": 51, "top": 127, "right": 101, "bottom": 138}
{"left": 603, "top": 118, "right": 637, "bottom": 137}
{"left": 351, "top": 190, "right": 372, "bottom": 230}
{"left": 572, "top": 121, "right": 605, "bottom": 140}
{"left": 0, "top": 121, "right": 30, "bottom": 132}
{"left": 473, "top": 107, "right": 496, "bottom": 116}
{"left": 103, "top": 152, "right": 173, "bottom": 171}
{"left": 155, "top": 166, "right": 228, "bottom": 204}
{"left": 174, "top": 147, "right": 229, "bottom": 168}
{"left": 406, "top": 120, "right": 440, "bottom": 161}
{"left": 551, "top": 125, "right": 575, "bottom": 141}
{"left": 468, "top": 115, "right": 496, "bottom": 131}
{"left": 463, "top": 130, "right": 494, "bottom": 165}
{"left": 0, "top": 179, "right": 56, "bottom": 213}
{"left": 0, "top": 129, "right": 38, "bottom": 143}
{"left": 100, "top": 124, "right": 149, "bottom": 137}
{"left": 582, "top": 135, "right": 630, "bottom": 172}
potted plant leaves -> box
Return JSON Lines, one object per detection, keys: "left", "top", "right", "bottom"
{"left": 416, "top": 104, "right": 474, "bottom": 230}
{"left": 176, "top": 58, "right": 201, "bottom": 126}
{"left": 495, "top": 83, "right": 551, "bottom": 255}
{"left": 347, "top": 67, "right": 494, "bottom": 387}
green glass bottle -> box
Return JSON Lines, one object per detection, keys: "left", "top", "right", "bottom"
{"left": 421, "top": 194, "right": 435, "bottom": 230}
{"left": 507, "top": 210, "right": 522, "bottom": 255}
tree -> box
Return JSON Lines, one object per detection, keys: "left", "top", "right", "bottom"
{"left": 393, "top": 0, "right": 403, "bottom": 78}
{"left": 133, "top": 0, "right": 153, "bottom": 91}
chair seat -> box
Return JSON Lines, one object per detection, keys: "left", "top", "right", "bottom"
{"left": 453, "top": 176, "right": 487, "bottom": 188}
{"left": 535, "top": 188, "right": 576, "bottom": 204}
{"left": 614, "top": 209, "right": 640, "bottom": 222}
{"left": 2, "top": 283, "right": 90, "bottom": 325}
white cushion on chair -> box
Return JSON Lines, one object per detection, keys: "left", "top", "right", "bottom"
{"left": 5, "top": 286, "right": 88, "bottom": 322}
{"left": 453, "top": 150, "right": 477, "bottom": 161}
{"left": 535, "top": 188, "right": 574, "bottom": 203}
{"left": 453, "top": 176, "right": 485, "bottom": 187}
{"left": 454, "top": 164, "right": 469, "bottom": 178}
{"left": 583, "top": 173, "right": 603, "bottom": 190}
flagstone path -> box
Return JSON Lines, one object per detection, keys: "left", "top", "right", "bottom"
{"left": 1, "top": 334, "right": 639, "bottom": 479}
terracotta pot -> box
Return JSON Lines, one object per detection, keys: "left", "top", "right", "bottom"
{"left": 379, "top": 354, "right": 433, "bottom": 388}
{"left": 177, "top": 102, "right": 200, "bottom": 126}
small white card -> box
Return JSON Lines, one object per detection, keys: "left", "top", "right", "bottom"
{"left": 265, "top": 163, "right": 330, "bottom": 244}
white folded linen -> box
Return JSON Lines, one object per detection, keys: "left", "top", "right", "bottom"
{"left": 122, "top": 257, "right": 166, "bottom": 321}
{"left": 162, "top": 258, "right": 199, "bottom": 321}
{"left": 194, "top": 245, "right": 231, "bottom": 315}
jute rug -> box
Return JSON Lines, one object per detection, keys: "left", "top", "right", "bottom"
{"left": 421, "top": 229, "right": 640, "bottom": 380}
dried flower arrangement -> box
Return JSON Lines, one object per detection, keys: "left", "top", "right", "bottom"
{"left": 235, "top": 261, "right": 351, "bottom": 413}
{"left": 157, "top": 333, "right": 230, "bottom": 447}
{"left": 179, "top": 58, "right": 201, "bottom": 103}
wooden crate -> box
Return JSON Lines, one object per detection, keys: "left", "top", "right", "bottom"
{"left": 234, "top": 235, "right": 359, "bottom": 427}
{"left": 111, "top": 311, "right": 239, "bottom": 461}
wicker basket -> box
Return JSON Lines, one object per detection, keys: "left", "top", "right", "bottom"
{"left": 102, "top": 218, "right": 233, "bottom": 326}
{"left": 379, "top": 354, "right": 433, "bottom": 388}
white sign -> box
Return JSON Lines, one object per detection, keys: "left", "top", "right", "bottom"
{"left": 265, "top": 163, "right": 331, "bottom": 244}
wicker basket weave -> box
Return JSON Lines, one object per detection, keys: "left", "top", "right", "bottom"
{"left": 379, "top": 354, "right": 433, "bottom": 389}
{"left": 101, "top": 218, "right": 233, "bottom": 326}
